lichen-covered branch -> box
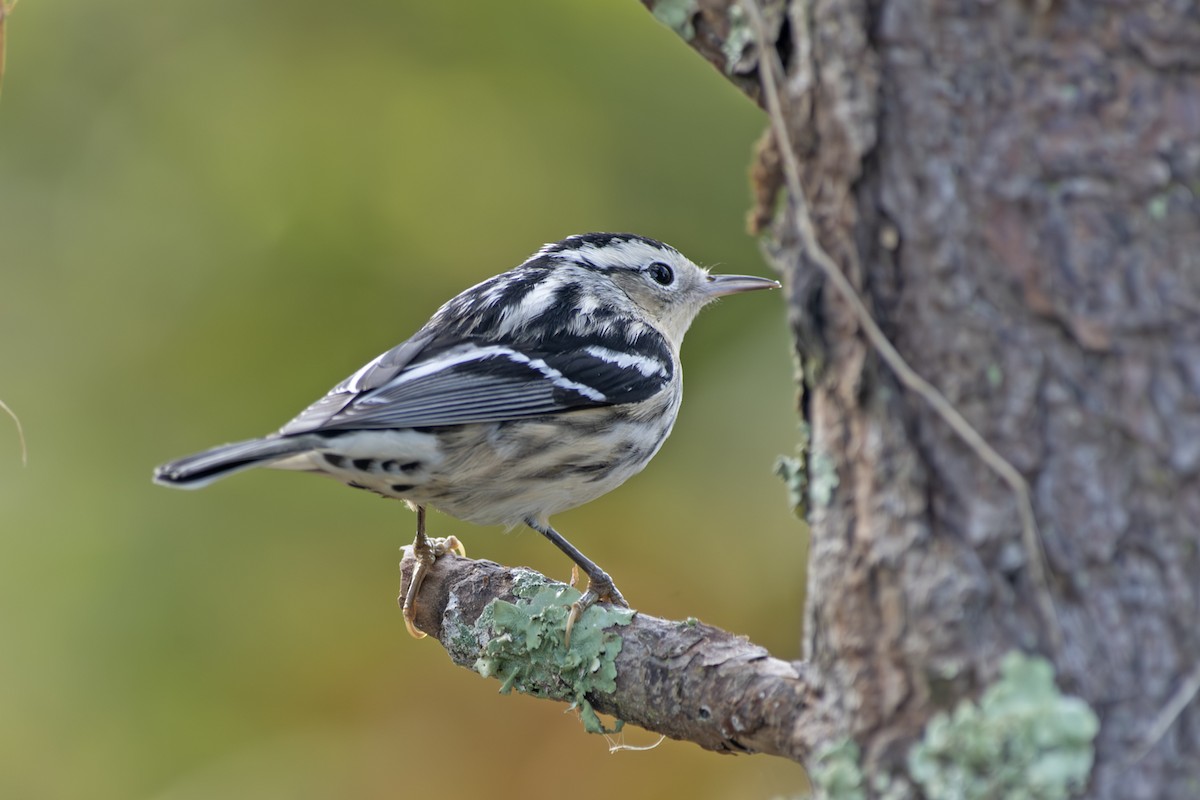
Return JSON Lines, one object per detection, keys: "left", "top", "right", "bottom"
{"left": 399, "top": 549, "right": 831, "bottom": 762}
{"left": 640, "top": 0, "right": 773, "bottom": 103}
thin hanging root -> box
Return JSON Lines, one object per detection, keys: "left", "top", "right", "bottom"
{"left": 0, "top": 398, "right": 26, "bottom": 465}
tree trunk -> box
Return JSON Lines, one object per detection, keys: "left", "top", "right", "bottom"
{"left": 641, "top": 0, "right": 1199, "bottom": 796}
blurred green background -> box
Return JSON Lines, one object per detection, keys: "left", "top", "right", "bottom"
{"left": 0, "top": 1, "right": 807, "bottom": 797}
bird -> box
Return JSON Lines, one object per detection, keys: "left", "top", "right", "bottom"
{"left": 154, "top": 233, "right": 779, "bottom": 640}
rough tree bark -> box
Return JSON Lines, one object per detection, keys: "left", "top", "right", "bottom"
{"left": 402, "top": 2, "right": 1200, "bottom": 797}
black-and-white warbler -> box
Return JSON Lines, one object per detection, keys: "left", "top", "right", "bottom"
{"left": 155, "top": 233, "right": 778, "bottom": 638}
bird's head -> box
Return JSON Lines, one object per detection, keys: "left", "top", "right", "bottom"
{"left": 538, "top": 233, "right": 779, "bottom": 345}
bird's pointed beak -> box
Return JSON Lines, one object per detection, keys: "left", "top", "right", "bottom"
{"left": 704, "top": 273, "right": 781, "bottom": 297}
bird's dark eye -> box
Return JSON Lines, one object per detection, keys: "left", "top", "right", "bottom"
{"left": 647, "top": 262, "right": 674, "bottom": 286}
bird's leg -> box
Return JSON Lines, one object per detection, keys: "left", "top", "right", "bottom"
{"left": 402, "top": 505, "right": 465, "bottom": 639}
{"left": 525, "top": 518, "right": 628, "bottom": 646}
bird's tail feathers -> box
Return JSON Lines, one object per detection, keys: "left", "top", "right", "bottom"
{"left": 153, "top": 436, "right": 315, "bottom": 489}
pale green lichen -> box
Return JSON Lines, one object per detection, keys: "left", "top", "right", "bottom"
{"left": 444, "top": 609, "right": 482, "bottom": 666}
{"left": 775, "top": 454, "right": 807, "bottom": 512}
{"left": 907, "top": 651, "right": 1099, "bottom": 800}
{"left": 648, "top": 0, "right": 698, "bottom": 41}
{"left": 721, "top": 2, "right": 754, "bottom": 75}
{"left": 805, "top": 653, "right": 1097, "bottom": 800}
{"left": 810, "top": 739, "right": 867, "bottom": 800}
{"left": 1147, "top": 193, "right": 1169, "bottom": 221}
{"left": 808, "top": 447, "right": 840, "bottom": 509}
{"left": 809, "top": 740, "right": 915, "bottom": 800}
{"left": 872, "top": 771, "right": 914, "bottom": 800}
{"left": 472, "top": 570, "right": 635, "bottom": 734}
{"left": 776, "top": 422, "right": 813, "bottom": 516}
{"left": 986, "top": 362, "right": 1004, "bottom": 389}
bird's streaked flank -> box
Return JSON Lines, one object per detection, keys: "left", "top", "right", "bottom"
{"left": 154, "top": 233, "right": 779, "bottom": 639}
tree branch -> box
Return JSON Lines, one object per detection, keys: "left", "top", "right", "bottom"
{"left": 400, "top": 548, "right": 829, "bottom": 762}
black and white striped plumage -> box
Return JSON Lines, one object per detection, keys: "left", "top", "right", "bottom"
{"left": 155, "top": 233, "right": 777, "bottom": 629}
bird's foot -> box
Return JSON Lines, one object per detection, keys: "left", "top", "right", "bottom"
{"left": 564, "top": 569, "right": 628, "bottom": 648}
{"left": 402, "top": 534, "right": 466, "bottom": 639}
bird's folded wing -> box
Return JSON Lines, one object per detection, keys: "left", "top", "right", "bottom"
{"left": 279, "top": 333, "right": 674, "bottom": 434}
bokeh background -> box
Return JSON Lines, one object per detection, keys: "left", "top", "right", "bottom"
{"left": 0, "top": 1, "right": 808, "bottom": 797}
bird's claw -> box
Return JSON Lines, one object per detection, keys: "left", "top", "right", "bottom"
{"left": 402, "top": 535, "right": 466, "bottom": 639}
{"left": 564, "top": 570, "right": 628, "bottom": 647}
